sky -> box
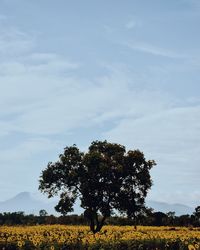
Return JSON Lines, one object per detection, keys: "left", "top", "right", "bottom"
{"left": 0, "top": 0, "right": 200, "bottom": 209}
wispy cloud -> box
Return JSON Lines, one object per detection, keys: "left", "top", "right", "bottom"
{"left": 125, "top": 20, "right": 137, "bottom": 30}
{"left": 124, "top": 41, "right": 185, "bottom": 58}
{"left": 103, "top": 104, "right": 200, "bottom": 205}
{"left": 0, "top": 1, "right": 199, "bottom": 206}
{"left": 0, "top": 27, "right": 34, "bottom": 56}
{"left": 0, "top": 138, "right": 60, "bottom": 163}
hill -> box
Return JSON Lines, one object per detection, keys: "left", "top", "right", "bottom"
{"left": 0, "top": 192, "right": 194, "bottom": 216}
{"left": 146, "top": 200, "right": 193, "bottom": 216}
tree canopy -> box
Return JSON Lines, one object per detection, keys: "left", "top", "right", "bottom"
{"left": 39, "top": 140, "right": 156, "bottom": 233}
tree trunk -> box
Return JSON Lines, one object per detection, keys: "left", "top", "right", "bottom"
{"left": 89, "top": 214, "right": 107, "bottom": 233}
{"left": 133, "top": 215, "right": 137, "bottom": 230}
{"left": 90, "top": 218, "right": 95, "bottom": 233}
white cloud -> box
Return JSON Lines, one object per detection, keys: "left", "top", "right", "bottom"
{"left": 0, "top": 27, "right": 34, "bottom": 56}
{"left": 124, "top": 41, "right": 185, "bottom": 58}
{"left": 125, "top": 20, "right": 137, "bottom": 30}
{"left": 0, "top": 61, "right": 175, "bottom": 136}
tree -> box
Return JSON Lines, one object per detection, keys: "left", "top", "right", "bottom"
{"left": 152, "top": 212, "right": 167, "bottom": 226}
{"left": 39, "top": 209, "right": 48, "bottom": 217}
{"left": 166, "top": 211, "right": 176, "bottom": 226}
{"left": 39, "top": 140, "right": 156, "bottom": 233}
{"left": 193, "top": 206, "right": 200, "bottom": 226}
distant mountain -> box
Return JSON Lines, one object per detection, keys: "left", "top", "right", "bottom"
{"left": 0, "top": 192, "right": 194, "bottom": 216}
{"left": 146, "top": 200, "right": 194, "bottom": 216}
{"left": 0, "top": 192, "right": 58, "bottom": 215}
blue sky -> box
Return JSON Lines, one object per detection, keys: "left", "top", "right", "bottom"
{"left": 0, "top": 0, "right": 200, "bottom": 208}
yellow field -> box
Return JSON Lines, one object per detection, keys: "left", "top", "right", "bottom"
{"left": 0, "top": 225, "right": 200, "bottom": 249}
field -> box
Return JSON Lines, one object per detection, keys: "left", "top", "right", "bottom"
{"left": 0, "top": 225, "right": 200, "bottom": 250}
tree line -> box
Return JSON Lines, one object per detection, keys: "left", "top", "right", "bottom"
{"left": 0, "top": 206, "right": 200, "bottom": 227}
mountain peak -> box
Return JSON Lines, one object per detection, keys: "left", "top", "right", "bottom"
{"left": 146, "top": 200, "right": 194, "bottom": 216}
{"left": 14, "top": 192, "right": 31, "bottom": 200}
{"left": 0, "top": 192, "right": 57, "bottom": 215}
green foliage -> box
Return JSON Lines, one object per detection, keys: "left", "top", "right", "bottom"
{"left": 192, "top": 206, "right": 200, "bottom": 226}
{"left": 39, "top": 140, "right": 156, "bottom": 233}
{"left": 39, "top": 209, "right": 48, "bottom": 217}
